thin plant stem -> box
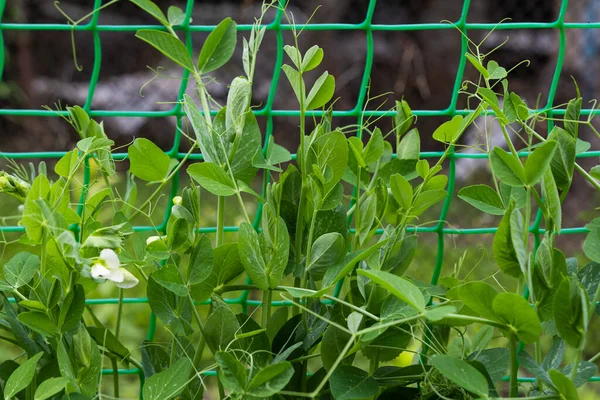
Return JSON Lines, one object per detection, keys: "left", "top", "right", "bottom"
{"left": 115, "top": 288, "right": 124, "bottom": 338}
{"left": 216, "top": 196, "right": 225, "bottom": 247}
{"left": 111, "top": 357, "right": 120, "bottom": 399}
{"left": 509, "top": 334, "right": 519, "bottom": 397}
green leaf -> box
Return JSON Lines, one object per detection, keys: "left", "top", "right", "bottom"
{"left": 397, "top": 129, "right": 420, "bottom": 160}
{"left": 238, "top": 222, "right": 269, "bottom": 290}
{"left": 524, "top": 140, "right": 557, "bottom": 186}
{"left": 142, "top": 358, "right": 192, "bottom": 400}
{"left": 390, "top": 174, "right": 412, "bottom": 210}
{"left": 58, "top": 284, "right": 85, "bottom": 333}
{"left": 430, "top": 355, "right": 489, "bottom": 397}
{"left": 307, "top": 233, "right": 345, "bottom": 281}
{"left": 564, "top": 91, "right": 582, "bottom": 139}
{"left": 128, "top": 138, "right": 172, "bottom": 182}
{"left": 17, "top": 312, "right": 57, "bottom": 337}
{"left": 4, "top": 252, "right": 39, "bottom": 289}
{"left": 190, "top": 243, "right": 243, "bottom": 302}
{"left": 152, "top": 263, "right": 188, "bottom": 296}
{"left": 301, "top": 45, "right": 324, "bottom": 72}
{"left": 136, "top": 29, "right": 194, "bottom": 71}
{"left": 281, "top": 65, "right": 304, "bottom": 104}
{"left": 465, "top": 53, "right": 489, "bottom": 79}
{"left": 87, "top": 327, "right": 130, "bottom": 362}
{"left": 348, "top": 137, "right": 365, "bottom": 168}
{"left": 487, "top": 60, "right": 507, "bottom": 80}
{"left": 433, "top": 115, "right": 463, "bottom": 143}
{"left": 358, "top": 194, "right": 377, "bottom": 246}
{"left": 590, "top": 165, "right": 600, "bottom": 180}
{"left": 305, "top": 130, "right": 348, "bottom": 194}
{"left": 215, "top": 352, "right": 246, "bottom": 394}
{"left": 204, "top": 305, "right": 240, "bottom": 353}
{"left": 4, "top": 352, "right": 43, "bottom": 400}
{"left": 226, "top": 76, "right": 252, "bottom": 137}
{"left": 549, "top": 369, "right": 580, "bottom": 400}
{"left": 553, "top": 277, "right": 587, "bottom": 348}
{"left": 330, "top": 366, "right": 378, "bottom": 400}
{"left": 147, "top": 277, "right": 192, "bottom": 335}
{"left": 411, "top": 189, "right": 447, "bottom": 216}
{"left": 493, "top": 293, "right": 541, "bottom": 344}
{"left": 283, "top": 45, "right": 301, "bottom": 69}
{"left": 425, "top": 305, "right": 457, "bottom": 321}
{"left": 584, "top": 218, "right": 600, "bottom": 263}
{"left": 468, "top": 348, "right": 509, "bottom": 384}
{"left": 187, "top": 235, "right": 214, "bottom": 285}
{"left": 131, "top": 0, "right": 168, "bottom": 26}
{"left": 198, "top": 17, "right": 238, "bottom": 71}
{"left": 167, "top": 6, "right": 185, "bottom": 26}
{"left": 34, "top": 377, "right": 69, "bottom": 400}
{"left": 548, "top": 127, "right": 576, "bottom": 190}
{"left": 542, "top": 168, "right": 562, "bottom": 233}
{"left": 55, "top": 150, "right": 79, "bottom": 177}
{"left": 357, "top": 269, "right": 425, "bottom": 312}
{"left": 477, "top": 87, "right": 507, "bottom": 122}
{"left": 247, "top": 362, "right": 294, "bottom": 397}
{"left": 493, "top": 202, "right": 524, "bottom": 278}
{"left": 504, "top": 92, "right": 529, "bottom": 122}
{"left": 458, "top": 282, "right": 498, "bottom": 321}
{"left": 306, "top": 72, "right": 335, "bottom": 110}
{"left": 490, "top": 147, "right": 525, "bottom": 187}
{"left": 187, "top": 162, "right": 236, "bottom": 196}
{"left": 458, "top": 184, "right": 505, "bottom": 215}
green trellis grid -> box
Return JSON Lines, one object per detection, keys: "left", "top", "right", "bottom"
{"left": 1, "top": 0, "right": 600, "bottom": 395}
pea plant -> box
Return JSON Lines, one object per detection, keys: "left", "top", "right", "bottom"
{"left": 0, "top": 1, "right": 599, "bottom": 399}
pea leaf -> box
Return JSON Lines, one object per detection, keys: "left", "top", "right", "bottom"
{"left": 490, "top": 147, "right": 525, "bottom": 187}
{"left": 238, "top": 222, "right": 269, "bottom": 290}
{"left": 553, "top": 277, "right": 588, "bottom": 348}
{"left": 493, "top": 293, "right": 541, "bottom": 344}
{"left": 330, "top": 366, "right": 378, "bottom": 400}
{"left": 4, "top": 252, "right": 39, "bottom": 289}
{"left": 128, "top": 138, "right": 172, "bottom": 182}
{"left": 187, "top": 162, "right": 236, "bottom": 196}
{"left": 204, "top": 305, "right": 240, "bottom": 353}
{"left": 147, "top": 277, "right": 193, "bottom": 336}
{"left": 215, "top": 352, "right": 246, "bottom": 393}
{"left": 247, "top": 362, "right": 294, "bottom": 397}
{"left": 524, "top": 140, "right": 557, "bottom": 186}
{"left": 4, "top": 352, "right": 43, "bottom": 400}
{"left": 152, "top": 263, "right": 188, "bottom": 296}
{"left": 542, "top": 168, "right": 561, "bottom": 233}
{"left": 58, "top": 284, "right": 85, "bottom": 333}
{"left": 493, "top": 203, "right": 523, "bottom": 278}
{"left": 17, "top": 312, "right": 57, "bottom": 337}
{"left": 226, "top": 76, "right": 252, "bottom": 137}
{"left": 397, "top": 129, "right": 420, "bottom": 160}
{"left": 465, "top": 53, "right": 489, "bottom": 78}
{"left": 458, "top": 282, "right": 499, "bottom": 321}
{"left": 430, "top": 355, "right": 489, "bottom": 397}
{"left": 357, "top": 269, "right": 425, "bottom": 312}
{"left": 390, "top": 174, "right": 412, "bottom": 210}
{"left": 282, "top": 65, "right": 305, "bottom": 104}
{"left": 34, "top": 377, "right": 69, "bottom": 400}
{"left": 306, "top": 72, "right": 335, "bottom": 110}
{"left": 131, "top": 0, "right": 168, "bottom": 26}
{"left": 307, "top": 232, "right": 345, "bottom": 281}
{"left": 487, "top": 60, "right": 507, "bottom": 80}
{"left": 142, "top": 358, "right": 192, "bottom": 400}
{"left": 167, "top": 6, "right": 185, "bottom": 26}
{"left": 584, "top": 218, "right": 600, "bottom": 263}
{"left": 549, "top": 369, "right": 580, "bottom": 400}
{"left": 458, "top": 184, "right": 505, "bottom": 215}
{"left": 136, "top": 29, "right": 194, "bottom": 72}
{"left": 301, "top": 45, "right": 324, "bottom": 72}
{"left": 432, "top": 115, "right": 463, "bottom": 143}
{"left": 548, "top": 127, "right": 576, "bottom": 190}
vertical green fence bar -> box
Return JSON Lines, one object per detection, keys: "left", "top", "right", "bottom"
{"left": 1, "top": 0, "right": 600, "bottom": 396}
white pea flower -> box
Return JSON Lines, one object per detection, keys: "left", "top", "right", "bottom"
{"left": 173, "top": 196, "right": 183, "bottom": 205}
{"left": 90, "top": 249, "right": 139, "bottom": 289}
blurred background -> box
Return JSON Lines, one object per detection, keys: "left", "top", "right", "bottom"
{"left": 1, "top": 0, "right": 600, "bottom": 398}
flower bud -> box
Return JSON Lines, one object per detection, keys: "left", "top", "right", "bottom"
{"left": 173, "top": 196, "right": 183, "bottom": 205}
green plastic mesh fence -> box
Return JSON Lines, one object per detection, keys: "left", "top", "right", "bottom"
{"left": 1, "top": 0, "right": 600, "bottom": 395}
